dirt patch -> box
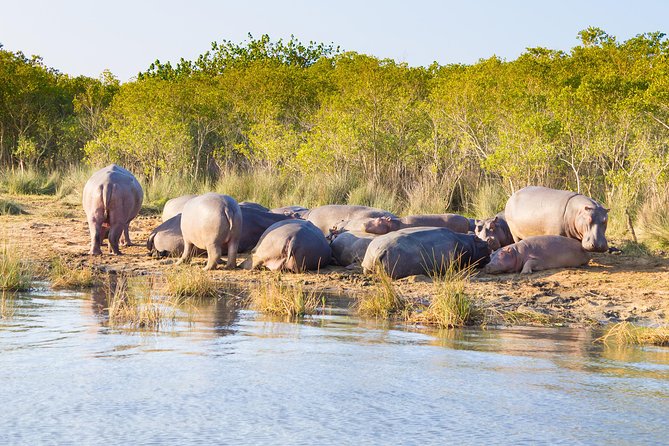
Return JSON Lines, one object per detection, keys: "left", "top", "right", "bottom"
{"left": 3, "top": 195, "right": 669, "bottom": 327}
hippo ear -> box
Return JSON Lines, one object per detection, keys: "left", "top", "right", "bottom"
{"left": 492, "top": 216, "right": 499, "bottom": 223}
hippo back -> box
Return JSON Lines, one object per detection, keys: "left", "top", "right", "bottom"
{"left": 400, "top": 214, "right": 471, "bottom": 234}
{"left": 330, "top": 230, "right": 377, "bottom": 266}
{"left": 306, "top": 205, "right": 397, "bottom": 236}
{"left": 162, "top": 194, "right": 197, "bottom": 222}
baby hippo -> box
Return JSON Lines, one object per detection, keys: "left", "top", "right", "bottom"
{"left": 484, "top": 235, "right": 590, "bottom": 274}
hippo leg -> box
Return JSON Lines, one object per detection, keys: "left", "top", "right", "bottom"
{"left": 520, "top": 259, "right": 539, "bottom": 274}
{"left": 88, "top": 219, "right": 103, "bottom": 256}
{"left": 176, "top": 240, "right": 193, "bottom": 265}
{"left": 204, "top": 243, "right": 222, "bottom": 271}
{"left": 225, "top": 239, "right": 239, "bottom": 270}
{"left": 108, "top": 224, "right": 123, "bottom": 255}
{"left": 121, "top": 223, "right": 132, "bottom": 247}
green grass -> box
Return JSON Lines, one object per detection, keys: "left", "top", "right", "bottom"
{"left": 468, "top": 182, "right": 506, "bottom": 218}
{"left": 164, "top": 267, "right": 219, "bottom": 299}
{"left": 0, "top": 199, "right": 26, "bottom": 215}
{"left": 49, "top": 257, "right": 97, "bottom": 289}
{"left": 596, "top": 321, "right": 669, "bottom": 346}
{"left": 636, "top": 191, "right": 669, "bottom": 249}
{"left": 105, "top": 275, "right": 178, "bottom": 329}
{"left": 0, "top": 245, "right": 32, "bottom": 291}
{"left": 2, "top": 169, "right": 59, "bottom": 195}
{"left": 248, "top": 275, "right": 323, "bottom": 318}
{"left": 356, "top": 264, "right": 411, "bottom": 319}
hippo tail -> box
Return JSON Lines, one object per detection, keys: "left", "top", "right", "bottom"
{"left": 102, "top": 182, "right": 113, "bottom": 222}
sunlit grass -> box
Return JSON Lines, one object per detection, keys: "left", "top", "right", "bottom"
{"left": 356, "top": 264, "right": 411, "bottom": 319}
{"left": 49, "top": 257, "right": 97, "bottom": 289}
{"left": 469, "top": 182, "right": 506, "bottom": 219}
{"left": 501, "top": 309, "right": 562, "bottom": 326}
{"left": 637, "top": 191, "right": 669, "bottom": 249}
{"left": 0, "top": 244, "right": 32, "bottom": 291}
{"left": 596, "top": 321, "right": 669, "bottom": 346}
{"left": 2, "top": 169, "right": 59, "bottom": 195}
{"left": 249, "top": 275, "right": 323, "bottom": 318}
{"left": 105, "top": 275, "right": 177, "bottom": 329}
{"left": 164, "top": 267, "right": 219, "bottom": 299}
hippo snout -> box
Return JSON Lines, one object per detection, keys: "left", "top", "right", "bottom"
{"left": 582, "top": 237, "right": 608, "bottom": 253}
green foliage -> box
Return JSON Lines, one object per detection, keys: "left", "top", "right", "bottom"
{"left": 2, "top": 169, "right": 59, "bottom": 195}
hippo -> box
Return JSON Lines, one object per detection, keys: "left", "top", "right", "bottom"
{"left": 505, "top": 186, "right": 609, "bottom": 252}
{"left": 474, "top": 212, "right": 514, "bottom": 251}
{"left": 271, "top": 205, "right": 310, "bottom": 218}
{"left": 305, "top": 205, "right": 397, "bottom": 236}
{"left": 330, "top": 230, "right": 377, "bottom": 266}
{"left": 238, "top": 201, "right": 270, "bottom": 212}
{"left": 333, "top": 213, "right": 471, "bottom": 236}
{"left": 241, "top": 220, "right": 332, "bottom": 272}
{"left": 82, "top": 164, "right": 143, "bottom": 255}
{"left": 162, "top": 194, "right": 197, "bottom": 222}
{"left": 483, "top": 235, "right": 591, "bottom": 274}
{"left": 177, "top": 193, "right": 242, "bottom": 270}
{"left": 331, "top": 216, "right": 401, "bottom": 236}
{"left": 361, "top": 227, "right": 490, "bottom": 279}
{"left": 148, "top": 206, "right": 294, "bottom": 258}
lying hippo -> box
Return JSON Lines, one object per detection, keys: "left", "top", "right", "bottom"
{"left": 241, "top": 220, "right": 332, "bottom": 272}
{"left": 82, "top": 164, "right": 143, "bottom": 255}
{"left": 484, "top": 235, "right": 590, "bottom": 274}
{"left": 505, "top": 186, "right": 609, "bottom": 252}
{"left": 305, "top": 205, "right": 397, "bottom": 236}
{"left": 333, "top": 213, "right": 471, "bottom": 236}
{"left": 361, "top": 227, "right": 490, "bottom": 279}
{"left": 162, "top": 194, "right": 197, "bottom": 222}
{"left": 330, "top": 230, "right": 377, "bottom": 266}
{"left": 239, "top": 201, "right": 270, "bottom": 212}
{"left": 177, "top": 193, "right": 242, "bottom": 270}
{"left": 474, "top": 212, "right": 514, "bottom": 251}
{"left": 149, "top": 206, "right": 294, "bottom": 258}
{"left": 271, "top": 205, "right": 309, "bottom": 218}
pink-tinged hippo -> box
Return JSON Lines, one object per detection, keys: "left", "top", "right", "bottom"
{"left": 474, "top": 212, "right": 514, "bottom": 251}
{"left": 177, "top": 193, "right": 242, "bottom": 270}
{"left": 241, "top": 220, "right": 332, "bottom": 272}
{"left": 505, "top": 186, "right": 609, "bottom": 252}
{"left": 331, "top": 216, "right": 401, "bottom": 236}
{"left": 305, "top": 205, "right": 397, "bottom": 236}
{"left": 361, "top": 227, "right": 490, "bottom": 280}
{"left": 330, "top": 230, "right": 377, "bottom": 266}
{"left": 147, "top": 214, "right": 203, "bottom": 258}
{"left": 399, "top": 214, "right": 471, "bottom": 234}
{"left": 82, "top": 164, "right": 143, "bottom": 255}
{"left": 483, "top": 235, "right": 590, "bottom": 274}
{"left": 162, "top": 194, "right": 197, "bottom": 222}
{"left": 332, "top": 213, "right": 471, "bottom": 237}
{"left": 271, "top": 205, "right": 310, "bottom": 218}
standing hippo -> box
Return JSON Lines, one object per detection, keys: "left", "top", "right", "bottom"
{"left": 241, "top": 220, "right": 332, "bottom": 272}
{"left": 271, "top": 205, "right": 310, "bottom": 218}
{"left": 305, "top": 205, "right": 397, "bottom": 236}
{"left": 330, "top": 230, "right": 377, "bottom": 266}
{"left": 361, "top": 227, "right": 490, "bottom": 280}
{"left": 82, "top": 164, "right": 143, "bottom": 255}
{"left": 484, "top": 235, "right": 590, "bottom": 274}
{"left": 474, "top": 212, "right": 514, "bottom": 251}
{"left": 149, "top": 206, "right": 294, "bottom": 258}
{"left": 162, "top": 194, "right": 197, "bottom": 222}
{"left": 505, "top": 186, "right": 609, "bottom": 252}
{"left": 177, "top": 193, "right": 242, "bottom": 270}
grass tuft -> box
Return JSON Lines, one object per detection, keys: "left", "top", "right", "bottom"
{"left": 596, "top": 321, "right": 669, "bottom": 346}
{"left": 164, "top": 267, "right": 219, "bottom": 299}
{"left": 0, "top": 199, "right": 26, "bottom": 215}
{"left": 0, "top": 245, "right": 33, "bottom": 291}
{"left": 49, "top": 257, "right": 97, "bottom": 289}
{"left": 636, "top": 191, "right": 669, "bottom": 249}
{"left": 105, "top": 275, "right": 176, "bottom": 329}
{"left": 249, "top": 275, "right": 323, "bottom": 318}
{"left": 469, "top": 182, "right": 506, "bottom": 218}
{"left": 1, "top": 292, "right": 16, "bottom": 319}
{"left": 357, "top": 264, "right": 411, "bottom": 319}
{"left": 3, "top": 169, "right": 59, "bottom": 195}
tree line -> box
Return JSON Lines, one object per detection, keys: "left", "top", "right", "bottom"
{"left": 1, "top": 29, "right": 668, "bottom": 211}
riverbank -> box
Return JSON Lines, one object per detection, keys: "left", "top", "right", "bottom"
{"left": 2, "top": 194, "right": 668, "bottom": 327}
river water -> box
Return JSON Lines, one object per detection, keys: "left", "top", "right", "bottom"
{"left": 1, "top": 285, "right": 668, "bottom": 445}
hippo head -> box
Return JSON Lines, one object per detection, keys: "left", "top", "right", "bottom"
{"left": 471, "top": 234, "right": 492, "bottom": 268}
{"left": 483, "top": 245, "right": 518, "bottom": 274}
{"left": 474, "top": 216, "right": 502, "bottom": 251}
{"left": 363, "top": 216, "right": 401, "bottom": 235}
{"left": 576, "top": 205, "right": 609, "bottom": 252}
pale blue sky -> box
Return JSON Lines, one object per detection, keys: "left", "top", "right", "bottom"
{"left": 1, "top": 0, "right": 667, "bottom": 82}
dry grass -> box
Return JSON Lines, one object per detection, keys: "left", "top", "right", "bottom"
{"left": 596, "top": 321, "right": 669, "bottom": 346}
{"left": 501, "top": 309, "right": 562, "bottom": 326}
{"left": 0, "top": 244, "right": 33, "bottom": 291}
{"left": 636, "top": 191, "right": 669, "bottom": 249}
{"left": 248, "top": 275, "right": 323, "bottom": 318}
{"left": 469, "top": 182, "right": 506, "bottom": 218}
{"left": 105, "top": 275, "right": 177, "bottom": 329}
{"left": 356, "top": 264, "right": 411, "bottom": 319}
{"left": 164, "top": 267, "right": 219, "bottom": 299}
{"left": 0, "top": 199, "right": 26, "bottom": 215}
{"left": 49, "top": 257, "right": 97, "bottom": 289}
{"left": 2, "top": 169, "right": 59, "bottom": 195}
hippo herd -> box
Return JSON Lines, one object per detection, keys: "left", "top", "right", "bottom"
{"left": 83, "top": 164, "right": 611, "bottom": 280}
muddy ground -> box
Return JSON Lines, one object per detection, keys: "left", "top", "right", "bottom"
{"left": 2, "top": 195, "right": 669, "bottom": 327}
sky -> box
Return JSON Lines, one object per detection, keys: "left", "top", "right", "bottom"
{"left": 1, "top": 0, "right": 668, "bottom": 82}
